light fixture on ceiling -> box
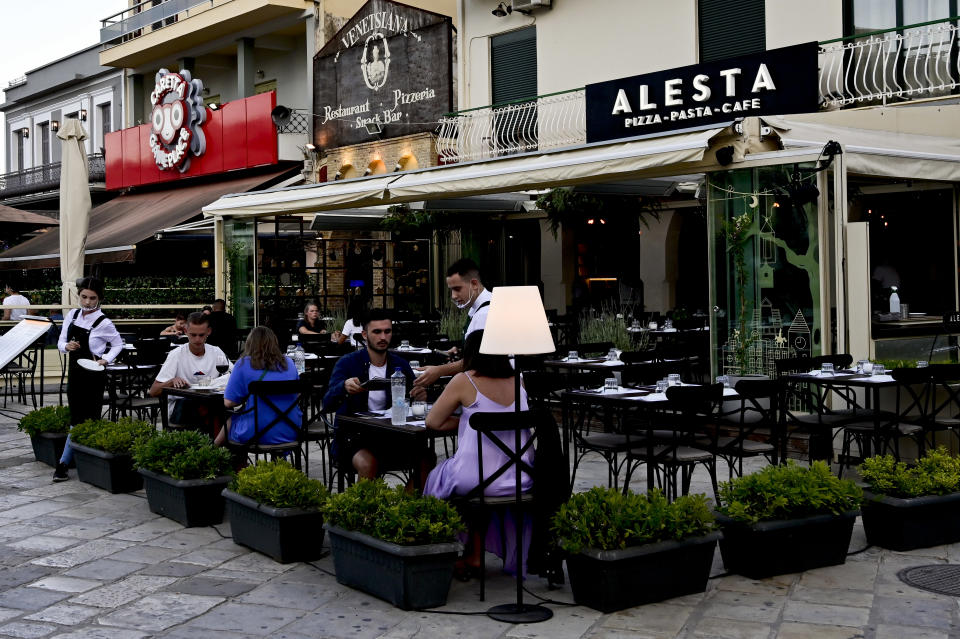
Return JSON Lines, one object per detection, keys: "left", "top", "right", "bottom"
{"left": 492, "top": 2, "right": 512, "bottom": 17}
{"left": 79, "top": 108, "right": 87, "bottom": 121}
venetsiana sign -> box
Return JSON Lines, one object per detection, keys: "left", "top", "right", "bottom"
{"left": 149, "top": 68, "right": 207, "bottom": 172}
{"left": 585, "top": 42, "right": 819, "bottom": 143}
{"left": 313, "top": 0, "right": 453, "bottom": 149}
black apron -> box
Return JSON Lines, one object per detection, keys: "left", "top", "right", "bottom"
{"left": 463, "top": 300, "right": 490, "bottom": 338}
{"left": 67, "top": 309, "right": 108, "bottom": 426}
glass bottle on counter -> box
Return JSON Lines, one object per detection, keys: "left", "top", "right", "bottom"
{"left": 889, "top": 286, "right": 901, "bottom": 315}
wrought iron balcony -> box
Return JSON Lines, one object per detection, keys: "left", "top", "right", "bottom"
{"left": 819, "top": 16, "right": 960, "bottom": 108}
{"left": 0, "top": 154, "right": 105, "bottom": 200}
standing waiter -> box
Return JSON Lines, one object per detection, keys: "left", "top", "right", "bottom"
{"left": 53, "top": 276, "right": 122, "bottom": 482}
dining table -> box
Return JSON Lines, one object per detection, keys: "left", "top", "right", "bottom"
{"left": 543, "top": 357, "right": 627, "bottom": 373}
{"left": 159, "top": 385, "right": 228, "bottom": 439}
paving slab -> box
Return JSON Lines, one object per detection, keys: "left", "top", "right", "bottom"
{"left": 165, "top": 576, "right": 260, "bottom": 598}
{"left": 27, "top": 576, "right": 102, "bottom": 593}
{"left": 23, "top": 603, "right": 102, "bottom": 625}
{"left": 0, "top": 620, "right": 58, "bottom": 638}
{"left": 68, "top": 575, "right": 178, "bottom": 609}
{"left": 97, "top": 592, "right": 224, "bottom": 632}
{"left": 183, "top": 602, "right": 307, "bottom": 634}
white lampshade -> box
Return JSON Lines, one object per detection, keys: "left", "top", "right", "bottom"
{"left": 479, "top": 286, "right": 556, "bottom": 356}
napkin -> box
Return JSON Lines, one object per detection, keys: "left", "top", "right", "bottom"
{"left": 210, "top": 374, "right": 230, "bottom": 389}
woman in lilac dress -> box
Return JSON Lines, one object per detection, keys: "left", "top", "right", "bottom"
{"left": 424, "top": 330, "right": 533, "bottom": 578}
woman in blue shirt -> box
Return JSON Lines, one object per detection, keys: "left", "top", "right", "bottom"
{"left": 218, "top": 326, "right": 300, "bottom": 446}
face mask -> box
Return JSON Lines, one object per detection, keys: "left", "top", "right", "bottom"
{"left": 455, "top": 286, "right": 476, "bottom": 310}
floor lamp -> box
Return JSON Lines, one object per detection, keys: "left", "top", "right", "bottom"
{"left": 479, "top": 285, "right": 556, "bottom": 624}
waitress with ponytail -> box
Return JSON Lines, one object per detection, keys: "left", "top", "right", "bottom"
{"left": 53, "top": 277, "right": 123, "bottom": 482}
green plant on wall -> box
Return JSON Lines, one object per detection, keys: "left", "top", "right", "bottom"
{"left": 223, "top": 241, "right": 246, "bottom": 315}
{"left": 722, "top": 211, "right": 756, "bottom": 374}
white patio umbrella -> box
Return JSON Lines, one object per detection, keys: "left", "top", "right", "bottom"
{"left": 57, "top": 119, "right": 91, "bottom": 311}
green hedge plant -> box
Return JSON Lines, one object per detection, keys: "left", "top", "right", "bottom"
{"left": 717, "top": 461, "right": 862, "bottom": 524}
{"left": 69, "top": 418, "right": 155, "bottom": 455}
{"left": 860, "top": 447, "right": 960, "bottom": 498}
{"left": 132, "top": 430, "right": 233, "bottom": 481}
{"left": 18, "top": 406, "right": 70, "bottom": 437}
{"left": 323, "top": 479, "right": 464, "bottom": 546}
{"left": 232, "top": 460, "right": 327, "bottom": 510}
{"left": 551, "top": 487, "right": 715, "bottom": 554}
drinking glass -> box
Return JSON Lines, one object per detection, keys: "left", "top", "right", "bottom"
{"left": 631, "top": 319, "right": 640, "bottom": 329}
{"left": 567, "top": 350, "right": 579, "bottom": 361}
{"left": 872, "top": 365, "right": 885, "bottom": 376}
{"left": 862, "top": 361, "right": 874, "bottom": 375}
{"left": 409, "top": 361, "right": 420, "bottom": 369}
{"left": 400, "top": 340, "right": 410, "bottom": 350}
{"left": 668, "top": 373, "right": 681, "bottom": 386}
{"left": 821, "top": 362, "right": 835, "bottom": 376}
{"left": 856, "top": 359, "right": 868, "bottom": 374}
{"left": 216, "top": 363, "right": 230, "bottom": 377}
{"left": 604, "top": 377, "right": 618, "bottom": 392}
{"left": 716, "top": 375, "right": 729, "bottom": 388}
{"left": 648, "top": 321, "right": 658, "bottom": 330}
{"left": 917, "top": 360, "right": 929, "bottom": 368}
{"left": 194, "top": 374, "right": 210, "bottom": 388}
{"left": 664, "top": 319, "right": 673, "bottom": 330}
{"left": 656, "top": 379, "right": 669, "bottom": 393}
{"left": 411, "top": 400, "right": 426, "bottom": 418}
{"left": 606, "top": 348, "right": 619, "bottom": 361}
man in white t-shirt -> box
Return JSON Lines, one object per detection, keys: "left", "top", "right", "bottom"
{"left": 149, "top": 312, "right": 230, "bottom": 420}
{"left": 2, "top": 283, "right": 29, "bottom": 321}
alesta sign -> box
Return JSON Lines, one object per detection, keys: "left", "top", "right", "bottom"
{"left": 313, "top": 0, "right": 453, "bottom": 149}
{"left": 149, "top": 68, "right": 207, "bottom": 172}
{"left": 585, "top": 42, "right": 819, "bottom": 142}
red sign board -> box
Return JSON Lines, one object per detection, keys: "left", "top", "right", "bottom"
{"left": 105, "top": 92, "right": 279, "bottom": 190}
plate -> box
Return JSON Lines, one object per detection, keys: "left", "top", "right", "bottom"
{"left": 77, "top": 359, "right": 104, "bottom": 372}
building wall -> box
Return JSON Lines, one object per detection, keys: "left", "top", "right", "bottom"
{"left": 321, "top": 132, "right": 435, "bottom": 181}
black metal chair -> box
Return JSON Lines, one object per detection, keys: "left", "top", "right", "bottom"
{"left": 715, "top": 378, "right": 784, "bottom": 478}
{"left": 107, "top": 364, "right": 162, "bottom": 425}
{"left": 926, "top": 363, "right": 960, "bottom": 447}
{"left": 2, "top": 341, "right": 40, "bottom": 408}
{"left": 226, "top": 379, "right": 307, "bottom": 470}
{"left": 300, "top": 367, "right": 334, "bottom": 484}
{"left": 623, "top": 384, "right": 722, "bottom": 501}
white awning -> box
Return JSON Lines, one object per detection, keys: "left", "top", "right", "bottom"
{"left": 202, "top": 126, "right": 727, "bottom": 219}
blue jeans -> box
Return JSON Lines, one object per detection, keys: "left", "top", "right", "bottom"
{"left": 59, "top": 434, "right": 74, "bottom": 465}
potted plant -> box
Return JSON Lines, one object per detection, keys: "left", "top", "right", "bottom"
{"left": 18, "top": 405, "right": 70, "bottom": 467}
{"left": 132, "top": 430, "right": 234, "bottom": 527}
{"left": 69, "top": 418, "right": 155, "bottom": 493}
{"left": 859, "top": 447, "right": 960, "bottom": 551}
{"left": 715, "top": 461, "right": 862, "bottom": 579}
{"left": 222, "top": 460, "right": 328, "bottom": 563}
{"left": 552, "top": 487, "right": 718, "bottom": 612}
{"left": 323, "top": 479, "right": 464, "bottom": 610}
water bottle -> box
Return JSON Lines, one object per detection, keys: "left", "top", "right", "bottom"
{"left": 292, "top": 344, "right": 306, "bottom": 375}
{"left": 889, "top": 286, "right": 901, "bottom": 315}
{"left": 390, "top": 369, "right": 407, "bottom": 425}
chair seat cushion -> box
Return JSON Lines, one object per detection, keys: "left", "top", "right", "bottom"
{"left": 715, "top": 436, "right": 775, "bottom": 454}
{"left": 629, "top": 444, "right": 713, "bottom": 462}
{"left": 579, "top": 433, "right": 637, "bottom": 451}
{"left": 843, "top": 421, "right": 923, "bottom": 436}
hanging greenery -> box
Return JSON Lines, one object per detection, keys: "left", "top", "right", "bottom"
{"left": 379, "top": 204, "right": 463, "bottom": 246}
{"left": 535, "top": 187, "right": 663, "bottom": 239}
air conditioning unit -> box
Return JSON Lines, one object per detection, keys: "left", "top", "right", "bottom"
{"left": 512, "top": 0, "right": 552, "bottom": 12}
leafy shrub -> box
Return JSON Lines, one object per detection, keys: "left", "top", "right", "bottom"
{"left": 323, "top": 479, "right": 464, "bottom": 546}
{"left": 232, "top": 461, "right": 327, "bottom": 510}
{"left": 18, "top": 406, "right": 70, "bottom": 437}
{"left": 132, "top": 430, "right": 233, "bottom": 481}
{"left": 860, "top": 447, "right": 960, "bottom": 498}
{"left": 69, "top": 418, "right": 155, "bottom": 455}
{"left": 717, "top": 461, "right": 862, "bottom": 524}
{"left": 551, "top": 487, "right": 715, "bottom": 553}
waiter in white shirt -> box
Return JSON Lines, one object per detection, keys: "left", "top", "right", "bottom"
{"left": 414, "top": 258, "right": 491, "bottom": 389}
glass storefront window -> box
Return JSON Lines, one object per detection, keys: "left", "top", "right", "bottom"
{"left": 708, "top": 163, "right": 822, "bottom": 377}
{"left": 223, "top": 219, "right": 256, "bottom": 329}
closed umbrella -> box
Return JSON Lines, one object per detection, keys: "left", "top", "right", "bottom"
{"left": 57, "top": 119, "right": 91, "bottom": 310}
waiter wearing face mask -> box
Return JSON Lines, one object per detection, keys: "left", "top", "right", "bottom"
{"left": 52, "top": 276, "right": 123, "bottom": 482}
{"left": 414, "top": 259, "right": 491, "bottom": 389}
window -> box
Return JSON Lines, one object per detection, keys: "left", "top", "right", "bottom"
{"left": 98, "top": 103, "right": 111, "bottom": 152}
{"left": 698, "top": 0, "right": 766, "bottom": 63}
{"left": 15, "top": 130, "right": 25, "bottom": 171}
{"left": 490, "top": 26, "right": 537, "bottom": 104}
{"left": 38, "top": 122, "right": 50, "bottom": 166}
{"left": 844, "top": 0, "right": 957, "bottom": 100}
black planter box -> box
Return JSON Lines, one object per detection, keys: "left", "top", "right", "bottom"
{"left": 567, "top": 531, "right": 720, "bottom": 613}
{"left": 71, "top": 443, "right": 143, "bottom": 494}
{"left": 30, "top": 432, "right": 67, "bottom": 468}
{"left": 325, "top": 524, "right": 462, "bottom": 610}
{"left": 139, "top": 469, "right": 232, "bottom": 528}
{"left": 223, "top": 489, "right": 325, "bottom": 563}
{"left": 717, "top": 510, "right": 858, "bottom": 579}
{"left": 862, "top": 489, "right": 960, "bottom": 551}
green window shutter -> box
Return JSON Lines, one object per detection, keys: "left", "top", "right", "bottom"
{"left": 491, "top": 26, "right": 538, "bottom": 104}
{"left": 699, "top": 0, "right": 766, "bottom": 63}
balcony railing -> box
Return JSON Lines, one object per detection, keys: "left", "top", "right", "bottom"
{"left": 819, "top": 16, "right": 960, "bottom": 108}
{"left": 100, "top": 0, "right": 200, "bottom": 47}
{"left": 0, "top": 154, "right": 105, "bottom": 200}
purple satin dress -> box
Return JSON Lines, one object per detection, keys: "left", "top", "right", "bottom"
{"left": 424, "top": 373, "right": 534, "bottom": 575}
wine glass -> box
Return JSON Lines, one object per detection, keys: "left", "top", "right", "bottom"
{"left": 216, "top": 363, "right": 229, "bottom": 377}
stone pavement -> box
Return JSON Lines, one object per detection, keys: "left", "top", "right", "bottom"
{"left": 0, "top": 396, "right": 957, "bottom": 638}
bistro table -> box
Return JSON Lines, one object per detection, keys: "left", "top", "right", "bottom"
{"left": 543, "top": 357, "right": 626, "bottom": 373}
{"left": 159, "top": 386, "right": 227, "bottom": 439}
{"left": 333, "top": 411, "right": 454, "bottom": 491}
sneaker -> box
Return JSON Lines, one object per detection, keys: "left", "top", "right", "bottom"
{"left": 52, "top": 463, "right": 69, "bottom": 483}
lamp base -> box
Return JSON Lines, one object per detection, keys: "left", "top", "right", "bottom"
{"left": 486, "top": 602, "right": 553, "bottom": 624}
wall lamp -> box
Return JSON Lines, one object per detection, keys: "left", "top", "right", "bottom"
{"left": 334, "top": 171, "right": 342, "bottom": 180}
{"left": 364, "top": 122, "right": 382, "bottom": 136}
{"left": 208, "top": 103, "right": 219, "bottom": 111}
{"left": 18, "top": 127, "right": 28, "bottom": 138}
{"left": 50, "top": 120, "right": 60, "bottom": 132}
{"left": 492, "top": 2, "right": 511, "bottom": 17}
{"left": 79, "top": 108, "right": 87, "bottom": 121}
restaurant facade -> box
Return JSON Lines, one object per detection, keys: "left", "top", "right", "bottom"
{"left": 200, "top": 0, "right": 960, "bottom": 380}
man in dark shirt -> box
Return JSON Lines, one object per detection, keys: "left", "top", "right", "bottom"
{"left": 206, "top": 298, "right": 237, "bottom": 359}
